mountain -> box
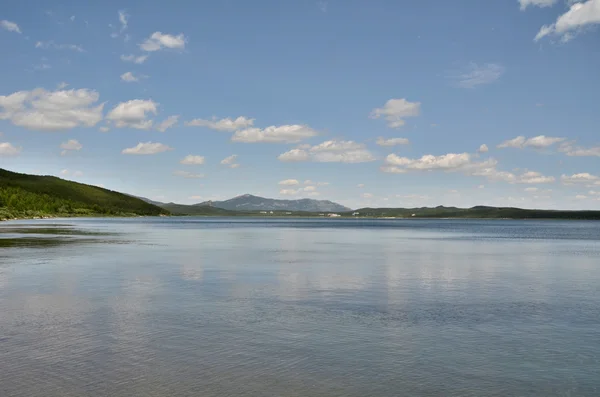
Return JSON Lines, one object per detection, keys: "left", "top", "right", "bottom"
{"left": 196, "top": 194, "right": 352, "bottom": 212}
{"left": 0, "top": 168, "right": 168, "bottom": 220}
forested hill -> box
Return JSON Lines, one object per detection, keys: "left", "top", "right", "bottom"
{"left": 0, "top": 168, "right": 168, "bottom": 219}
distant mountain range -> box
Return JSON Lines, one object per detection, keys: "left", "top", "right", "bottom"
{"left": 195, "top": 194, "right": 352, "bottom": 212}
{"left": 137, "top": 194, "right": 351, "bottom": 213}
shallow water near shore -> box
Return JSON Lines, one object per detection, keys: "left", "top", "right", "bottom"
{"left": 1, "top": 217, "right": 599, "bottom": 396}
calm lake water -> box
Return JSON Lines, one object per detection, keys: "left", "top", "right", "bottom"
{"left": 1, "top": 218, "right": 599, "bottom": 396}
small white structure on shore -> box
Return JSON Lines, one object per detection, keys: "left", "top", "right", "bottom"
{"left": 352, "top": 212, "right": 360, "bottom": 216}
{"left": 328, "top": 213, "right": 341, "bottom": 217}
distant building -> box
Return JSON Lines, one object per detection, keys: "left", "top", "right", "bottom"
{"left": 328, "top": 213, "right": 341, "bottom": 217}
{"left": 352, "top": 212, "right": 360, "bottom": 216}
{"left": 260, "top": 211, "right": 267, "bottom": 214}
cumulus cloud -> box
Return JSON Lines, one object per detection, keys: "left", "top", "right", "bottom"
{"left": 232, "top": 124, "right": 318, "bottom": 143}
{"left": 534, "top": 0, "right": 600, "bottom": 42}
{"left": 561, "top": 173, "right": 600, "bottom": 185}
{"left": 122, "top": 141, "right": 172, "bottom": 155}
{"left": 382, "top": 152, "right": 495, "bottom": 173}
{"left": 35, "top": 41, "right": 84, "bottom": 52}
{"left": 357, "top": 183, "right": 365, "bottom": 188}
{"left": 473, "top": 168, "right": 555, "bottom": 184}
{"left": 140, "top": 32, "right": 186, "bottom": 51}
{"left": 106, "top": 99, "right": 157, "bottom": 129}
{"left": 279, "top": 189, "right": 298, "bottom": 196}
{"left": 279, "top": 179, "right": 300, "bottom": 186}
{"left": 180, "top": 155, "right": 205, "bottom": 165}
{"left": 278, "top": 140, "right": 375, "bottom": 163}
{"left": 558, "top": 141, "right": 600, "bottom": 157}
{"left": 185, "top": 116, "right": 254, "bottom": 132}
{"left": 478, "top": 144, "right": 489, "bottom": 153}
{"left": 173, "top": 170, "right": 204, "bottom": 179}
{"left": 370, "top": 98, "right": 420, "bottom": 128}
{"left": 120, "top": 71, "right": 141, "bottom": 82}
{"left": 0, "top": 87, "right": 104, "bottom": 131}
{"left": 376, "top": 137, "right": 410, "bottom": 146}
{"left": 121, "top": 54, "right": 149, "bottom": 64}
{"left": 60, "top": 139, "right": 82, "bottom": 155}
{"left": 219, "top": 154, "right": 239, "bottom": 168}
{"left": 156, "top": 115, "right": 179, "bottom": 132}
{"left": 519, "top": 0, "right": 558, "bottom": 10}
{"left": 0, "top": 142, "right": 21, "bottom": 156}
{"left": 497, "top": 135, "right": 565, "bottom": 149}
{"left": 279, "top": 185, "right": 322, "bottom": 197}
{"left": 452, "top": 63, "right": 505, "bottom": 88}
{"left": 1, "top": 20, "right": 21, "bottom": 33}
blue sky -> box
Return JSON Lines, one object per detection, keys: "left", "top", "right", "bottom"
{"left": 1, "top": 0, "right": 599, "bottom": 210}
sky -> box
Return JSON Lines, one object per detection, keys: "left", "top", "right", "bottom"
{"left": 1, "top": 0, "right": 599, "bottom": 210}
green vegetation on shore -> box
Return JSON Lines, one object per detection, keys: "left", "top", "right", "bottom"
{"left": 0, "top": 168, "right": 168, "bottom": 220}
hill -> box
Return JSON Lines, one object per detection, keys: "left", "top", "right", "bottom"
{"left": 160, "top": 204, "right": 242, "bottom": 216}
{"left": 196, "top": 194, "right": 351, "bottom": 212}
{"left": 0, "top": 168, "right": 168, "bottom": 220}
{"left": 350, "top": 206, "right": 600, "bottom": 220}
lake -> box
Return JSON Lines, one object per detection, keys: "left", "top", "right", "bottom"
{"left": 1, "top": 217, "right": 599, "bottom": 396}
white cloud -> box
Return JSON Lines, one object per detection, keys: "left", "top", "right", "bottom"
{"left": 1, "top": 20, "right": 21, "bottom": 33}
{"left": 519, "top": 0, "right": 558, "bottom": 10}
{"left": 589, "top": 190, "right": 600, "bottom": 196}
{"left": 279, "top": 179, "right": 300, "bottom": 186}
{"left": 370, "top": 98, "right": 421, "bottom": 128}
{"left": 173, "top": 170, "right": 204, "bottom": 179}
{"left": 220, "top": 154, "right": 239, "bottom": 168}
{"left": 232, "top": 124, "right": 318, "bottom": 143}
{"left": 575, "top": 195, "right": 588, "bottom": 200}
{"left": 478, "top": 144, "right": 489, "bottom": 153}
{"left": 57, "top": 82, "right": 68, "bottom": 89}
{"left": 497, "top": 135, "right": 565, "bottom": 149}
{"left": 473, "top": 168, "right": 555, "bottom": 184}
{"left": 180, "top": 155, "right": 205, "bottom": 165}
{"left": 99, "top": 126, "right": 110, "bottom": 132}
{"left": 120, "top": 71, "right": 140, "bottom": 82}
{"left": 0, "top": 142, "right": 21, "bottom": 156}
{"left": 534, "top": 0, "right": 600, "bottom": 42}
{"left": 376, "top": 137, "right": 410, "bottom": 146}
{"left": 382, "top": 152, "right": 495, "bottom": 173}
{"left": 362, "top": 193, "right": 374, "bottom": 199}
{"left": 156, "top": 115, "right": 179, "bottom": 132}
{"left": 106, "top": 99, "right": 157, "bottom": 129}
{"left": 279, "top": 189, "right": 298, "bottom": 196}
{"left": 453, "top": 63, "right": 505, "bottom": 88}
{"left": 35, "top": 41, "right": 84, "bottom": 52}
{"left": 357, "top": 183, "right": 365, "bottom": 188}
{"left": 279, "top": 185, "right": 321, "bottom": 196}
{"left": 60, "top": 139, "right": 82, "bottom": 155}
{"left": 121, "top": 54, "right": 149, "bottom": 64}
{"left": 140, "top": 32, "right": 186, "bottom": 52}
{"left": 558, "top": 141, "right": 600, "bottom": 157}
{"left": 118, "top": 10, "right": 128, "bottom": 32}
{"left": 317, "top": 1, "right": 328, "bottom": 12}
{"left": 525, "top": 187, "right": 539, "bottom": 192}
{"left": 561, "top": 173, "right": 599, "bottom": 185}
{"left": 186, "top": 116, "right": 254, "bottom": 131}
{"left": 0, "top": 88, "right": 104, "bottom": 131}
{"left": 122, "top": 141, "right": 172, "bottom": 155}
{"left": 278, "top": 140, "right": 375, "bottom": 163}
